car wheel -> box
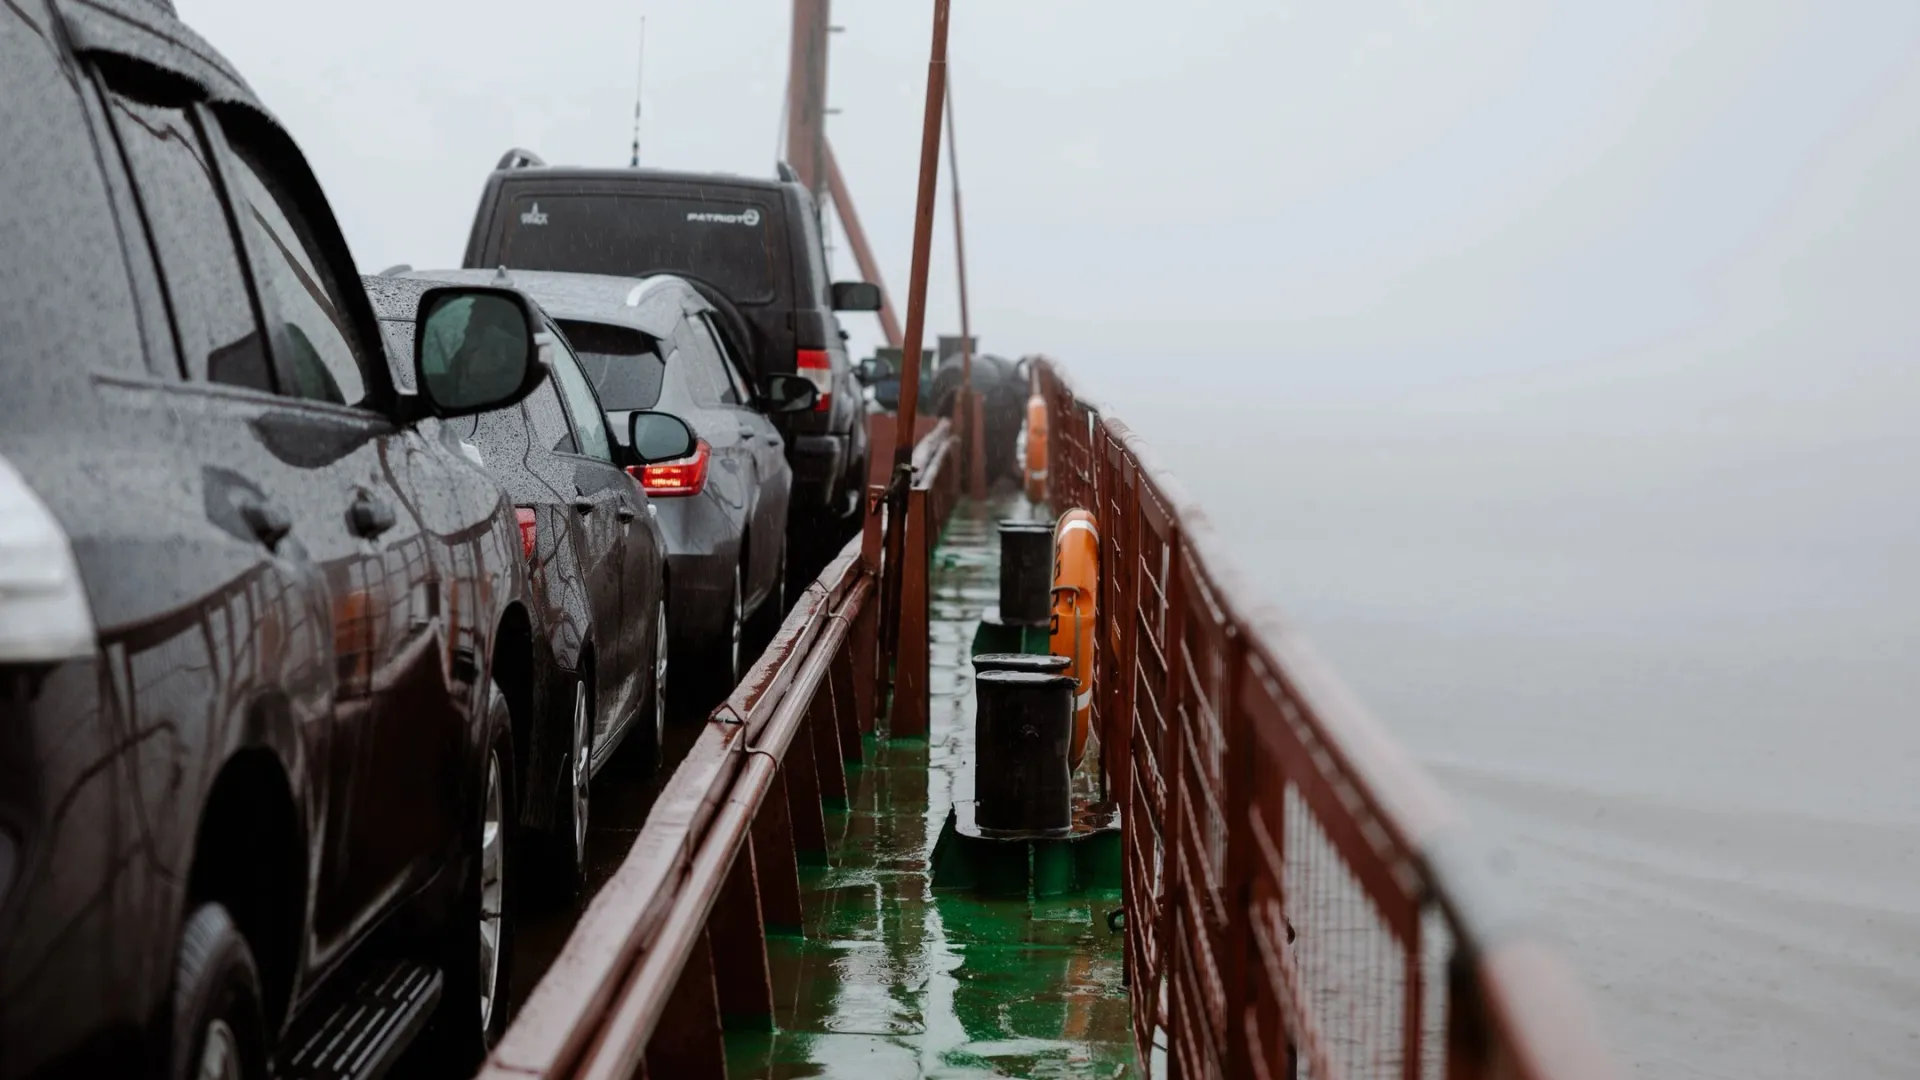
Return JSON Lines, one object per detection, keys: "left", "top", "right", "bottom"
{"left": 648, "top": 596, "right": 669, "bottom": 756}
{"left": 424, "top": 678, "right": 516, "bottom": 1070}
{"left": 745, "top": 535, "right": 787, "bottom": 644}
{"left": 563, "top": 675, "right": 591, "bottom": 883}
{"left": 690, "top": 562, "right": 744, "bottom": 704}
{"left": 725, "top": 561, "right": 744, "bottom": 685}
{"left": 170, "top": 903, "right": 268, "bottom": 1080}
{"left": 838, "top": 459, "right": 867, "bottom": 519}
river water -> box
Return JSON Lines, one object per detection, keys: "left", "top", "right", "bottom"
{"left": 1091, "top": 386, "right": 1920, "bottom": 1079}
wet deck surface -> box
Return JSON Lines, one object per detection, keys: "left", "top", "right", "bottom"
{"left": 726, "top": 495, "right": 1137, "bottom": 1079}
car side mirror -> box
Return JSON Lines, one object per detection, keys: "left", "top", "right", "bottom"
{"left": 627, "top": 410, "right": 697, "bottom": 465}
{"left": 414, "top": 286, "right": 547, "bottom": 417}
{"left": 830, "top": 281, "right": 883, "bottom": 312}
{"left": 759, "top": 373, "right": 820, "bottom": 414}
{"left": 872, "top": 378, "right": 901, "bottom": 411}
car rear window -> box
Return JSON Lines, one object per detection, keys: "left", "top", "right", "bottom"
{"left": 560, "top": 320, "right": 666, "bottom": 411}
{"left": 496, "top": 193, "right": 778, "bottom": 303}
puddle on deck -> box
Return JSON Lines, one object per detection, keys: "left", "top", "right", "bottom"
{"left": 727, "top": 495, "right": 1138, "bottom": 1079}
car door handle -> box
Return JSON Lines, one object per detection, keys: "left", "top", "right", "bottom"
{"left": 572, "top": 496, "right": 596, "bottom": 515}
{"left": 348, "top": 492, "right": 397, "bottom": 539}
{"left": 738, "top": 425, "right": 758, "bottom": 439}
{"left": 762, "top": 435, "right": 782, "bottom": 447}
{"left": 238, "top": 496, "right": 292, "bottom": 551}
{"left": 616, "top": 504, "right": 637, "bottom": 523}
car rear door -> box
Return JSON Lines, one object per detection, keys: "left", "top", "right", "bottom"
{"left": 698, "top": 312, "right": 787, "bottom": 601}
{"left": 201, "top": 108, "right": 473, "bottom": 962}
{"left": 540, "top": 331, "right": 646, "bottom": 732}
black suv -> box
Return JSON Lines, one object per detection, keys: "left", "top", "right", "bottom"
{"left": 460, "top": 155, "right": 883, "bottom": 525}
{"left": 0, "top": 2, "right": 551, "bottom": 1076}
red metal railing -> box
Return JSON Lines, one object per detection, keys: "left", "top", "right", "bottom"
{"left": 478, "top": 420, "right": 959, "bottom": 1080}
{"left": 1034, "top": 357, "right": 1617, "bottom": 1080}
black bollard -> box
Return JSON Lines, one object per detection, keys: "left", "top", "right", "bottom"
{"left": 971, "top": 652, "right": 1071, "bottom": 676}
{"left": 997, "top": 520, "right": 1053, "bottom": 626}
{"left": 973, "top": 670, "right": 1074, "bottom": 834}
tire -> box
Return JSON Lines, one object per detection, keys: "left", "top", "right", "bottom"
{"left": 837, "top": 457, "right": 868, "bottom": 520}
{"left": 170, "top": 903, "right": 268, "bottom": 1080}
{"left": 541, "top": 672, "right": 591, "bottom": 901}
{"left": 688, "top": 562, "right": 745, "bottom": 708}
{"left": 644, "top": 594, "right": 669, "bottom": 761}
{"left": 423, "top": 678, "right": 516, "bottom": 1070}
{"left": 744, "top": 536, "right": 787, "bottom": 645}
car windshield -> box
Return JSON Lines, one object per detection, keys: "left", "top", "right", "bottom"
{"left": 559, "top": 319, "right": 666, "bottom": 411}
{"left": 499, "top": 193, "right": 777, "bottom": 303}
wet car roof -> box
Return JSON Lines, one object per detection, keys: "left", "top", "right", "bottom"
{"left": 392, "top": 268, "right": 696, "bottom": 340}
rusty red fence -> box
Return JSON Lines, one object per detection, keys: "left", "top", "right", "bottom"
{"left": 477, "top": 419, "right": 959, "bottom": 1080}
{"left": 1034, "top": 358, "right": 1616, "bottom": 1080}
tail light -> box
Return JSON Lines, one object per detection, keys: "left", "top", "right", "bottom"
{"left": 796, "top": 349, "right": 832, "bottom": 413}
{"left": 627, "top": 439, "right": 711, "bottom": 497}
{"left": 514, "top": 507, "right": 537, "bottom": 560}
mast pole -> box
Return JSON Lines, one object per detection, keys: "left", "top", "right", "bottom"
{"left": 946, "top": 77, "right": 986, "bottom": 497}
{"left": 877, "top": 0, "right": 951, "bottom": 683}
{"left": 887, "top": 0, "right": 948, "bottom": 473}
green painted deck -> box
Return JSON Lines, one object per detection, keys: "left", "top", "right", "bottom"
{"left": 724, "top": 496, "right": 1139, "bottom": 1079}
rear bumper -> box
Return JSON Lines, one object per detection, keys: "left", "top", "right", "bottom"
{"left": 786, "top": 434, "right": 845, "bottom": 508}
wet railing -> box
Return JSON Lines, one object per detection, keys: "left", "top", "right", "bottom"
{"left": 479, "top": 420, "right": 960, "bottom": 1079}
{"left": 1034, "top": 359, "right": 1617, "bottom": 1080}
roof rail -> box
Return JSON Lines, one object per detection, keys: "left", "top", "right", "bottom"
{"left": 496, "top": 148, "right": 547, "bottom": 171}
{"left": 377, "top": 264, "right": 412, "bottom": 277}
{"left": 774, "top": 160, "right": 801, "bottom": 184}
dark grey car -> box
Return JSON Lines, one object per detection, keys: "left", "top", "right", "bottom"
{"left": 367, "top": 274, "right": 671, "bottom": 898}
{"left": 392, "top": 269, "right": 817, "bottom": 702}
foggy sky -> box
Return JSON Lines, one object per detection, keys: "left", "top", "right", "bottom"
{"left": 175, "top": 2, "right": 1920, "bottom": 1077}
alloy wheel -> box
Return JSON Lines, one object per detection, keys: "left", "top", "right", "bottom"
{"left": 652, "top": 602, "right": 669, "bottom": 747}
{"left": 477, "top": 751, "right": 505, "bottom": 1033}
{"left": 569, "top": 681, "right": 590, "bottom": 865}
{"left": 728, "top": 565, "right": 743, "bottom": 682}
{"left": 195, "top": 1018, "right": 242, "bottom": 1080}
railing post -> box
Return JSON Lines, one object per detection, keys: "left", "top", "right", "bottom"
{"left": 642, "top": 928, "right": 726, "bottom": 1079}
{"left": 709, "top": 845, "right": 774, "bottom": 1032}
{"left": 1155, "top": 520, "right": 1191, "bottom": 1065}
{"left": 808, "top": 679, "right": 849, "bottom": 804}
{"left": 830, "top": 628, "right": 865, "bottom": 756}
{"left": 1220, "top": 624, "right": 1254, "bottom": 1080}
{"left": 891, "top": 483, "right": 933, "bottom": 737}
{"left": 750, "top": 767, "right": 806, "bottom": 935}
{"left": 785, "top": 738, "right": 829, "bottom": 863}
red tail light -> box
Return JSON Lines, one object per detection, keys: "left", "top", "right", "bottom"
{"left": 627, "top": 439, "right": 711, "bottom": 497}
{"left": 514, "top": 507, "right": 536, "bottom": 560}
{"left": 796, "top": 348, "right": 832, "bottom": 413}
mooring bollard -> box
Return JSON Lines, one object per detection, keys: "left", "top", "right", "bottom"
{"left": 997, "top": 519, "right": 1052, "bottom": 626}
{"left": 973, "top": 670, "right": 1074, "bottom": 834}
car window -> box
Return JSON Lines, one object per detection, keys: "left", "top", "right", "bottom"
{"left": 698, "top": 314, "right": 753, "bottom": 405}
{"left": 524, "top": 379, "right": 574, "bottom": 454}
{"left": 557, "top": 319, "right": 665, "bottom": 411}
{"left": 218, "top": 131, "right": 372, "bottom": 406}
{"left": 671, "top": 320, "right": 728, "bottom": 407}
{"left": 104, "top": 93, "right": 271, "bottom": 391}
{"left": 547, "top": 336, "right": 612, "bottom": 461}
{"left": 496, "top": 193, "right": 779, "bottom": 303}
{"left": 0, "top": 30, "right": 149, "bottom": 391}
{"left": 794, "top": 192, "right": 833, "bottom": 307}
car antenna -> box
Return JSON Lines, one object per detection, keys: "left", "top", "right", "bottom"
{"left": 629, "top": 15, "right": 647, "bottom": 166}
{"left": 493, "top": 265, "right": 513, "bottom": 285}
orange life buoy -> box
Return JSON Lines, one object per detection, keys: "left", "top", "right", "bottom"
{"left": 1025, "top": 393, "right": 1048, "bottom": 504}
{"left": 1049, "top": 508, "right": 1098, "bottom": 767}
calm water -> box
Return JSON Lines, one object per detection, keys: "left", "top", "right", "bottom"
{"left": 1096, "top": 390, "right": 1920, "bottom": 1078}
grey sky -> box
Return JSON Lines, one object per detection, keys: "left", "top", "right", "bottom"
{"left": 177, "top": 2, "right": 1920, "bottom": 1076}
